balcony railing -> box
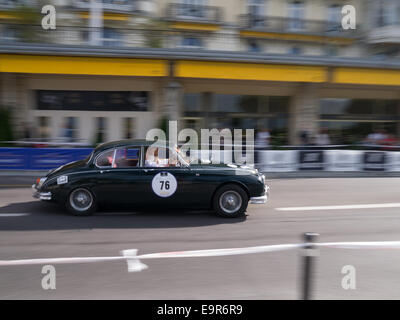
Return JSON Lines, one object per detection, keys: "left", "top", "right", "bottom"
{"left": 239, "top": 14, "right": 357, "bottom": 37}
{"left": 368, "top": 25, "right": 400, "bottom": 44}
{"left": 0, "top": 0, "right": 34, "bottom": 9}
{"left": 166, "top": 3, "right": 222, "bottom": 24}
{"left": 73, "top": 0, "right": 137, "bottom": 12}
{"left": 0, "top": 22, "right": 366, "bottom": 56}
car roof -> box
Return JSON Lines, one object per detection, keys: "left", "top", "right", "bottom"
{"left": 93, "top": 139, "right": 170, "bottom": 154}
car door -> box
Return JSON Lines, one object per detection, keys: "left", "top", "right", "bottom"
{"left": 139, "top": 166, "right": 201, "bottom": 208}
{"left": 92, "top": 146, "right": 147, "bottom": 207}
{"left": 139, "top": 146, "right": 210, "bottom": 208}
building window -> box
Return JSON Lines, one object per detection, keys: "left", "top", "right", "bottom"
{"left": 37, "top": 117, "right": 50, "bottom": 140}
{"left": 326, "top": 45, "right": 338, "bottom": 56}
{"left": 94, "top": 117, "right": 107, "bottom": 144}
{"left": 248, "top": 40, "right": 261, "bottom": 52}
{"left": 122, "top": 118, "right": 135, "bottom": 139}
{"left": 2, "top": 26, "right": 17, "bottom": 42}
{"left": 103, "top": 28, "right": 122, "bottom": 47}
{"left": 179, "top": 0, "right": 206, "bottom": 18}
{"left": 36, "top": 90, "right": 149, "bottom": 112}
{"left": 183, "top": 93, "right": 201, "bottom": 112}
{"left": 82, "top": 28, "right": 122, "bottom": 47}
{"left": 319, "top": 98, "right": 400, "bottom": 144}
{"left": 289, "top": 46, "right": 302, "bottom": 55}
{"left": 326, "top": 4, "right": 342, "bottom": 31}
{"left": 75, "top": 0, "right": 134, "bottom": 12}
{"left": 181, "top": 36, "right": 202, "bottom": 48}
{"left": 288, "top": 1, "right": 305, "bottom": 31}
{"left": 213, "top": 95, "right": 259, "bottom": 113}
{"left": 376, "top": 0, "right": 398, "bottom": 27}
{"left": 0, "top": 0, "right": 30, "bottom": 8}
{"left": 248, "top": 0, "right": 266, "bottom": 27}
{"left": 59, "top": 117, "right": 78, "bottom": 143}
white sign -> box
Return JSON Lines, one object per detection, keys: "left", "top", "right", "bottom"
{"left": 387, "top": 152, "right": 400, "bottom": 172}
{"left": 259, "top": 150, "right": 298, "bottom": 172}
{"left": 151, "top": 172, "right": 177, "bottom": 197}
{"left": 57, "top": 175, "right": 68, "bottom": 185}
{"left": 325, "top": 150, "right": 361, "bottom": 171}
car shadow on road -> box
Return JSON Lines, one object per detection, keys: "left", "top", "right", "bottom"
{"left": 0, "top": 201, "right": 247, "bottom": 231}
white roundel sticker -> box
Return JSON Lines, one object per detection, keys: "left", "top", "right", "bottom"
{"left": 151, "top": 172, "right": 177, "bottom": 197}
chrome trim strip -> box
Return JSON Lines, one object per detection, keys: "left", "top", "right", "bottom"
{"left": 39, "top": 192, "right": 52, "bottom": 201}
{"left": 32, "top": 185, "right": 52, "bottom": 201}
{"left": 250, "top": 195, "right": 268, "bottom": 204}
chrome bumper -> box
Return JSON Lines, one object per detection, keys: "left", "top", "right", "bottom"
{"left": 32, "top": 184, "right": 52, "bottom": 201}
{"left": 250, "top": 185, "right": 269, "bottom": 204}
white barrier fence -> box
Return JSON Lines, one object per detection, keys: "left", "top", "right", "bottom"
{"left": 256, "top": 150, "right": 400, "bottom": 172}
{"left": 187, "top": 149, "right": 400, "bottom": 172}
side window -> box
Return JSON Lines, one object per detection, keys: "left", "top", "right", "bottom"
{"left": 96, "top": 149, "right": 115, "bottom": 168}
{"left": 114, "top": 148, "right": 140, "bottom": 168}
{"left": 145, "top": 147, "right": 182, "bottom": 168}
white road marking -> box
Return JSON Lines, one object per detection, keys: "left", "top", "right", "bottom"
{"left": 2, "top": 241, "right": 400, "bottom": 271}
{"left": 0, "top": 213, "right": 30, "bottom": 217}
{"left": 276, "top": 203, "right": 400, "bottom": 212}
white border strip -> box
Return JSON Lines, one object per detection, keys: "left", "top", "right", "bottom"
{"left": 1, "top": 241, "right": 400, "bottom": 271}
{"left": 276, "top": 203, "right": 400, "bottom": 211}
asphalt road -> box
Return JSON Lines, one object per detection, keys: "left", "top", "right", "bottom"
{"left": 1, "top": 177, "right": 400, "bottom": 300}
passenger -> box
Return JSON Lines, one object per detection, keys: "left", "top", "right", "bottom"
{"left": 145, "top": 148, "right": 167, "bottom": 167}
{"left": 107, "top": 155, "right": 117, "bottom": 168}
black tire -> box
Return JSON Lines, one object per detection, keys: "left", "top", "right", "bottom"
{"left": 66, "top": 188, "right": 97, "bottom": 216}
{"left": 213, "top": 184, "right": 248, "bottom": 218}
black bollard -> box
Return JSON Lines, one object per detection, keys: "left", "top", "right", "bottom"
{"left": 301, "top": 232, "right": 319, "bottom": 300}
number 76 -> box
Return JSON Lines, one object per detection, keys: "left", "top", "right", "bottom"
{"left": 160, "top": 180, "right": 170, "bottom": 190}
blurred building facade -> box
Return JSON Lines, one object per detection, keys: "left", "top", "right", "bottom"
{"left": 0, "top": 0, "right": 400, "bottom": 145}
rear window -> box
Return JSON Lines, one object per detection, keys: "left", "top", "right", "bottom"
{"left": 95, "top": 150, "right": 115, "bottom": 167}
{"left": 96, "top": 148, "right": 140, "bottom": 168}
{"left": 114, "top": 148, "right": 140, "bottom": 168}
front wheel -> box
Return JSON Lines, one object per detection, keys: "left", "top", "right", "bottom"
{"left": 213, "top": 184, "right": 248, "bottom": 218}
{"left": 66, "top": 188, "right": 97, "bottom": 216}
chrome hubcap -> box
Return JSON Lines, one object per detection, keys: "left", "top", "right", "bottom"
{"left": 70, "top": 189, "right": 93, "bottom": 212}
{"left": 219, "top": 190, "right": 242, "bottom": 214}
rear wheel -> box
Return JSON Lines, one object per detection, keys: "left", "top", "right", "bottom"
{"left": 66, "top": 188, "right": 97, "bottom": 216}
{"left": 213, "top": 184, "right": 248, "bottom": 218}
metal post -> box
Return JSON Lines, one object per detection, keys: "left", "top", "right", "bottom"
{"left": 301, "top": 232, "right": 319, "bottom": 300}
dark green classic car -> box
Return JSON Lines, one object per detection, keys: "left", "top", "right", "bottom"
{"left": 32, "top": 140, "right": 269, "bottom": 218}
